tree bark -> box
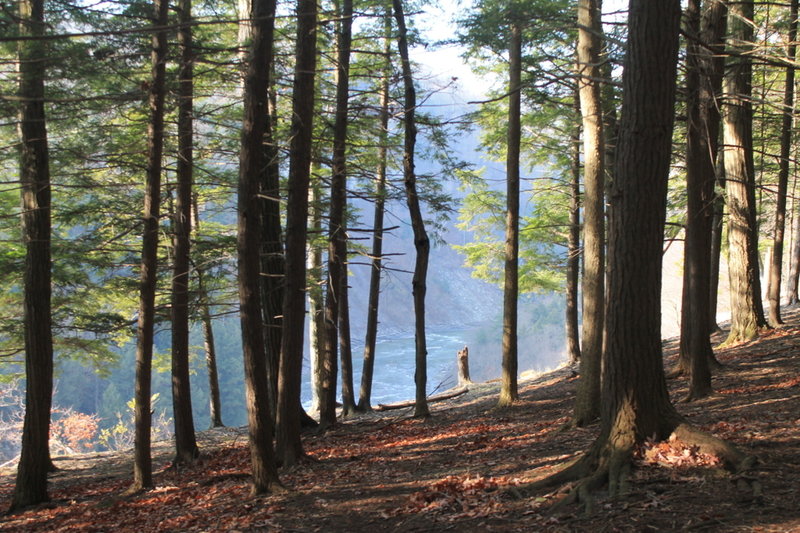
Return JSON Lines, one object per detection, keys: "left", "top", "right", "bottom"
{"left": 237, "top": 0, "right": 282, "bottom": 494}
{"left": 573, "top": 0, "right": 604, "bottom": 426}
{"left": 12, "top": 0, "right": 54, "bottom": 510}
{"left": 338, "top": 249, "right": 356, "bottom": 417}
{"left": 676, "top": 0, "right": 726, "bottom": 400}
{"left": 709, "top": 158, "right": 725, "bottom": 332}
{"left": 767, "top": 0, "right": 798, "bottom": 326}
{"left": 191, "top": 196, "right": 224, "bottom": 428}
{"left": 276, "top": 0, "right": 317, "bottom": 466}
{"left": 393, "top": 0, "right": 429, "bottom": 419}
{"left": 131, "top": 0, "right": 169, "bottom": 493}
{"left": 565, "top": 92, "right": 582, "bottom": 366}
{"left": 171, "top": 0, "right": 199, "bottom": 464}
{"left": 307, "top": 183, "right": 325, "bottom": 415}
{"left": 518, "top": 1, "right": 721, "bottom": 502}
{"left": 259, "top": 13, "right": 284, "bottom": 426}
{"left": 722, "top": 0, "right": 768, "bottom": 345}
{"left": 498, "top": 23, "right": 521, "bottom": 408}
{"left": 320, "top": 0, "right": 355, "bottom": 428}
{"left": 357, "top": 12, "right": 391, "bottom": 412}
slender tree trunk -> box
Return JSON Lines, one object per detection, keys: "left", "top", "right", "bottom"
{"left": 357, "top": 14, "right": 391, "bottom": 411}
{"left": 198, "top": 270, "right": 224, "bottom": 427}
{"left": 259, "top": 6, "right": 283, "bottom": 425}
{"left": 498, "top": 23, "right": 521, "bottom": 408}
{"left": 722, "top": 0, "right": 768, "bottom": 345}
{"left": 171, "top": 0, "right": 199, "bottom": 464}
{"left": 321, "top": 0, "right": 355, "bottom": 428}
{"left": 307, "top": 183, "right": 325, "bottom": 415}
{"left": 393, "top": 0, "right": 429, "bottom": 419}
{"left": 767, "top": 0, "right": 798, "bottom": 325}
{"left": 12, "top": 0, "right": 54, "bottom": 510}
{"left": 131, "top": 0, "right": 169, "bottom": 492}
{"left": 566, "top": 92, "right": 581, "bottom": 366}
{"left": 338, "top": 255, "right": 356, "bottom": 416}
{"left": 573, "top": 0, "right": 605, "bottom": 426}
{"left": 789, "top": 208, "right": 800, "bottom": 303}
{"left": 676, "top": 0, "right": 726, "bottom": 400}
{"left": 276, "top": 0, "right": 317, "bottom": 466}
{"left": 237, "top": 0, "right": 282, "bottom": 494}
{"left": 191, "top": 197, "right": 224, "bottom": 428}
{"left": 709, "top": 157, "right": 725, "bottom": 332}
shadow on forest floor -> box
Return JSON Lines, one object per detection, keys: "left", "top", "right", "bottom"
{"left": 2, "top": 308, "right": 800, "bottom": 531}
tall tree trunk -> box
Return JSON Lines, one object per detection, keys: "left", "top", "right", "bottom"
{"left": 498, "top": 23, "right": 521, "bottom": 408}
{"left": 321, "top": 0, "right": 355, "bottom": 428}
{"left": 789, "top": 208, "right": 800, "bottom": 303}
{"left": 573, "top": 0, "right": 605, "bottom": 426}
{"left": 520, "top": 0, "right": 754, "bottom": 498}
{"left": 338, "top": 254, "right": 355, "bottom": 416}
{"left": 259, "top": 6, "right": 283, "bottom": 426}
{"left": 191, "top": 197, "right": 224, "bottom": 428}
{"left": 535, "top": 1, "right": 749, "bottom": 499}
{"left": 131, "top": 0, "right": 169, "bottom": 492}
{"left": 393, "top": 0, "right": 429, "bottom": 419}
{"left": 276, "top": 0, "right": 317, "bottom": 466}
{"left": 198, "top": 271, "right": 224, "bottom": 427}
{"left": 12, "top": 0, "right": 54, "bottom": 510}
{"left": 357, "top": 13, "right": 391, "bottom": 411}
{"left": 566, "top": 92, "right": 581, "bottom": 366}
{"left": 722, "top": 0, "right": 768, "bottom": 345}
{"left": 709, "top": 156, "right": 726, "bottom": 332}
{"left": 767, "top": 0, "right": 798, "bottom": 325}
{"left": 676, "top": 0, "right": 726, "bottom": 400}
{"left": 237, "top": 0, "right": 282, "bottom": 494}
{"left": 171, "top": 0, "right": 199, "bottom": 464}
{"left": 307, "top": 183, "right": 325, "bottom": 415}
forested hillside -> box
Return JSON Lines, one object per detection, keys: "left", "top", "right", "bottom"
{"left": 3, "top": 0, "right": 800, "bottom": 526}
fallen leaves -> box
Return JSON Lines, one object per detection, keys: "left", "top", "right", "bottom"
{"left": 635, "top": 438, "right": 722, "bottom": 470}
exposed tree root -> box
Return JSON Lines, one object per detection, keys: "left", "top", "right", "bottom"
{"left": 509, "top": 421, "right": 756, "bottom": 515}
{"left": 670, "top": 423, "right": 755, "bottom": 472}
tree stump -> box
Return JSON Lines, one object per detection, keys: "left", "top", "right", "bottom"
{"left": 457, "top": 345, "right": 472, "bottom": 385}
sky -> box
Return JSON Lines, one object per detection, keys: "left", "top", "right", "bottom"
{"left": 411, "top": 0, "right": 630, "bottom": 106}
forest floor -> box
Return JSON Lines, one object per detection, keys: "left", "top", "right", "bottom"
{"left": 2, "top": 310, "right": 800, "bottom": 532}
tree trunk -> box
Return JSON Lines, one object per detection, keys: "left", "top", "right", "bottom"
{"left": 457, "top": 346, "right": 472, "bottom": 386}
{"left": 198, "top": 270, "right": 224, "bottom": 428}
{"left": 393, "top": 0, "right": 429, "bottom": 419}
{"left": 709, "top": 158, "right": 725, "bottom": 332}
{"left": 789, "top": 209, "right": 800, "bottom": 304}
{"left": 573, "top": 0, "right": 604, "bottom": 426}
{"left": 338, "top": 259, "right": 356, "bottom": 416}
{"left": 307, "top": 183, "right": 325, "bottom": 415}
{"left": 131, "top": 0, "right": 169, "bottom": 493}
{"left": 565, "top": 92, "right": 581, "bottom": 366}
{"left": 276, "top": 0, "right": 317, "bottom": 466}
{"left": 12, "top": 0, "right": 54, "bottom": 510}
{"left": 722, "top": 0, "right": 768, "bottom": 345}
{"left": 767, "top": 0, "right": 798, "bottom": 326}
{"left": 498, "top": 23, "right": 521, "bottom": 408}
{"left": 259, "top": 19, "right": 284, "bottom": 426}
{"left": 320, "top": 0, "right": 355, "bottom": 428}
{"left": 171, "top": 0, "right": 199, "bottom": 464}
{"left": 516, "top": 2, "right": 753, "bottom": 503}
{"left": 191, "top": 196, "right": 224, "bottom": 428}
{"left": 357, "top": 10, "right": 392, "bottom": 412}
{"left": 676, "top": 0, "right": 726, "bottom": 400}
{"left": 237, "top": 0, "right": 282, "bottom": 494}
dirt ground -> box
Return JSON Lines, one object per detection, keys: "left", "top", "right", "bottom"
{"left": 1, "top": 310, "right": 800, "bottom": 532}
